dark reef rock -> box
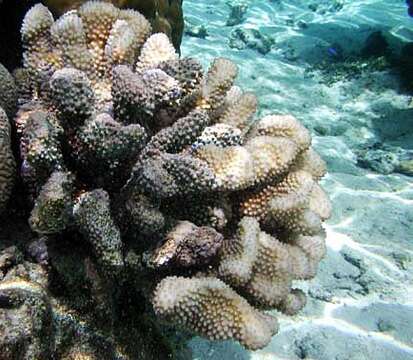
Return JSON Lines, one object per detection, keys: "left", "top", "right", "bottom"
{"left": 184, "top": 20, "right": 209, "bottom": 39}
{"left": 361, "top": 31, "right": 389, "bottom": 58}
{"left": 226, "top": 2, "right": 248, "bottom": 27}
{"left": 356, "top": 143, "right": 413, "bottom": 176}
{"left": 308, "top": 0, "right": 344, "bottom": 14}
{"left": 229, "top": 28, "right": 275, "bottom": 55}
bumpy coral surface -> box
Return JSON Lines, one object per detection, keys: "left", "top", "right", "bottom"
{"left": 153, "top": 276, "right": 279, "bottom": 350}
{"left": 0, "top": 107, "right": 15, "bottom": 215}
{"left": 0, "top": 64, "right": 16, "bottom": 215}
{"left": 0, "top": 63, "right": 17, "bottom": 117}
{"left": 43, "top": 0, "right": 184, "bottom": 50}
{"left": 0, "top": 1, "right": 331, "bottom": 357}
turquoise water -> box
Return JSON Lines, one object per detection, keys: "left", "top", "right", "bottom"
{"left": 182, "top": 1, "right": 413, "bottom": 359}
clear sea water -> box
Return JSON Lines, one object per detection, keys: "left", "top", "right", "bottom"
{"left": 182, "top": 1, "right": 413, "bottom": 359}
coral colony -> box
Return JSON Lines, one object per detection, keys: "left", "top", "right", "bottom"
{"left": 0, "top": 1, "right": 331, "bottom": 357}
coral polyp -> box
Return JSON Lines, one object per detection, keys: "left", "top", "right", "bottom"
{"left": 0, "top": 1, "right": 331, "bottom": 357}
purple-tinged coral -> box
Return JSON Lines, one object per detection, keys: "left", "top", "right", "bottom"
{"left": 150, "top": 221, "right": 224, "bottom": 269}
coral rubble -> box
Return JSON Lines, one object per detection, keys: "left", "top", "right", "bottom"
{"left": 226, "top": 2, "right": 248, "bottom": 27}
{"left": 0, "top": 1, "right": 331, "bottom": 358}
{"left": 229, "top": 28, "right": 275, "bottom": 55}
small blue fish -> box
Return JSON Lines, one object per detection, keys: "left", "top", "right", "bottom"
{"left": 327, "top": 47, "right": 339, "bottom": 57}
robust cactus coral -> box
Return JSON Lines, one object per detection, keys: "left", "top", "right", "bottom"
{"left": 218, "top": 216, "right": 326, "bottom": 311}
{"left": 2, "top": 2, "right": 332, "bottom": 357}
{"left": 153, "top": 276, "right": 279, "bottom": 350}
{"left": 73, "top": 189, "right": 124, "bottom": 273}
{"left": 42, "top": 0, "right": 184, "bottom": 50}
{"left": 0, "top": 64, "right": 16, "bottom": 215}
{"left": 0, "top": 107, "right": 15, "bottom": 215}
{"left": 0, "top": 63, "right": 17, "bottom": 117}
{"left": 0, "top": 277, "right": 54, "bottom": 359}
{"left": 21, "top": 2, "right": 152, "bottom": 102}
{"left": 19, "top": 107, "right": 64, "bottom": 199}
{"left": 0, "top": 0, "right": 184, "bottom": 76}
{"left": 29, "top": 170, "right": 74, "bottom": 234}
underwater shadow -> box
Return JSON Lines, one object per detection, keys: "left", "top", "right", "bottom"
{"left": 291, "top": 20, "right": 394, "bottom": 67}
{"left": 370, "top": 103, "right": 413, "bottom": 146}
{"left": 0, "top": 0, "right": 40, "bottom": 70}
{"left": 189, "top": 338, "right": 252, "bottom": 360}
